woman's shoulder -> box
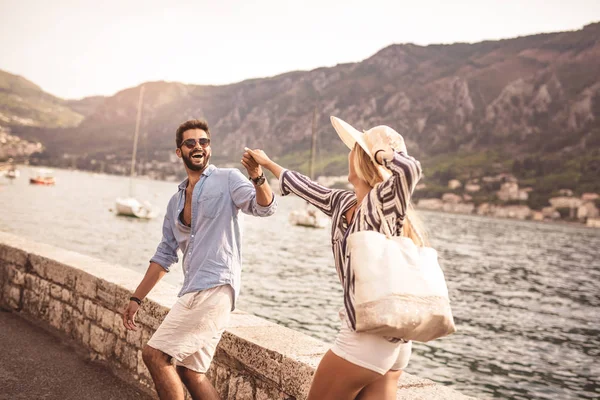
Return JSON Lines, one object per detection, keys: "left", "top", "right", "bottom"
{"left": 333, "top": 190, "right": 357, "bottom": 213}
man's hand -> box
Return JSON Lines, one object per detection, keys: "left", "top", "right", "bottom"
{"left": 122, "top": 300, "right": 139, "bottom": 331}
{"left": 243, "top": 148, "right": 272, "bottom": 168}
{"left": 241, "top": 150, "right": 262, "bottom": 179}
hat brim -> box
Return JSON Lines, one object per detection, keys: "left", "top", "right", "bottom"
{"left": 330, "top": 116, "right": 370, "bottom": 156}
{"left": 330, "top": 116, "right": 391, "bottom": 180}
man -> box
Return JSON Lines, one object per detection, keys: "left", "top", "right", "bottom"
{"left": 122, "top": 119, "right": 276, "bottom": 400}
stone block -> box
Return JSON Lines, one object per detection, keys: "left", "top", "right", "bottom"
{"left": 136, "top": 300, "right": 169, "bottom": 330}
{"left": 96, "top": 279, "right": 117, "bottom": 310}
{"left": 211, "top": 363, "right": 231, "bottom": 396}
{"left": 24, "top": 273, "right": 41, "bottom": 292}
{"left": 50, "top": 283, "right": 63, "bottom": 299}
{"left": 255, "top": 383, "right": 288, "bottom": 400}
{"left": 113, "top": 312, "right": 128, "bottom": 340}
{"left": 61, "top": 304, "right": 74, "bottom": 336}
{"left": 22, "top": 289, "right": 40, "bottom": 317}
{"left": 75, "top": 271, "right": 97, "bottom": 298}
{"left": 97, "top": 305, "right": 116, "bottom": 331}
{"left": 281, "top": 356, "right": 315, "bottom": 399}
{"left": 8, "top": 285, "right": 22, "bottom": 309}
{"left": 136, "top": 310, "right": 162, "bottom": 330}
{"left": 48, "top": 298, "right": 64, "bottom": 329}
{"left": 45, "top": 259, "right": 77, "bottom": 288}
{"left": 0, "top": 244, "right": 28, "bottom": 268}
{"left": 241, "top": 343, "right": 282, "bottom": 384}
{"left": 73, "top": 319, "right": 91, "bottom": 347}
{"left": 70, "top": 308, "right": 84, "bottom": 338}
{"left": 0, "top": 266, "right": 7, "bottom": 291}
{"left": 83, "top": 299, "right": 97, "bottom": 320}
{"left": 115, "top": 338, "right": 125, "bottom": 359}
{"left": 115, "top": 340, "right": 138, "bottom": 371}
{"left": 141, "top": 327, "right": 153, "bottom": 346}
{"left": 126, "top": 327, "right": 143, "bottom": 347}
{"left": 8, "top": 265, "right": 25, "bottom": 286}
{"left": 123, "top": 345, "right": 139, "bottom": 371}
{"left": 227, "top": 375, "right": 255, "bottom": 400}
{"left": 213, "top": 347, "right": 245, "bottom": 371}
{"left": 114, "top": 285, "right": 133, "bottom": 310}
{"left": 90, "top": 325, "right": 116, "bottom": 356}
{"left": 61, "top": 288, "right": 71, "bottom": 303}
{"left": 37, "top": 283, "right": 52, "bottom": 320}
{"left": 73, "top": 295, "right": 85, "bottom": 312}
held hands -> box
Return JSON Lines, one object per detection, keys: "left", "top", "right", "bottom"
{"left": 243, "top": 147, "right": 285, "bottom": 179}
{"left": 122, "top": 300, "right": 139, "bottom": 331}
{"left": 241, "top": 148, "right": 262, "bottom": 179}
{"left": 242, "top": 147, "right": 272, "bottom": 172}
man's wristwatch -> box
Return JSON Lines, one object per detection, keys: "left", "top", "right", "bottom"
{"left": 249, "top": 172, "right": 266, "bottom": 186}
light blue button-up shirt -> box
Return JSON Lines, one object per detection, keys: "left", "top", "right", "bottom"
{"left": 150, "top": 164, "right": 277, "bottom": 308}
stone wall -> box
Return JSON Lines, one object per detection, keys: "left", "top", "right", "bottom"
{"left": 0, "top": 231, "right": 474, "bottom": 399}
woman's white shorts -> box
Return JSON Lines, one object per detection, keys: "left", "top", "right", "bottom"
{"left": 331, "top": 321, "right": 412, "bottom": 375}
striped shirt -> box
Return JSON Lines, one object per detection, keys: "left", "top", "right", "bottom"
{"left": 279, "top": 151, "right": 423, "bottom": 332}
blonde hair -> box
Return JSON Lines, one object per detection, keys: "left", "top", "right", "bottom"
{"left": 352, "top": 144, "right": 429, "bottom": 247}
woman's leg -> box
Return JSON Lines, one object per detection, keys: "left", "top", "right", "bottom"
{"left": 356, "top": 369, "right": 403, "bottom": 400}
{"left": 307, "top": 350, "right": 382, "bottom": 400}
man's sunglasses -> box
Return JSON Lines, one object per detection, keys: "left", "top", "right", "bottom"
{"left": 180, "top": 138, "right": 211, "bottom": 149}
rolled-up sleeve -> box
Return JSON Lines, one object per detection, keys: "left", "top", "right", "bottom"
{"left": 229, "top": 169, "right": 277, "bottom": 217}
{"left": 376, "top": 151, "right": 423, "bottom": 215}
{"left": 149, "top": 210, "right": 179, "bottom": 272}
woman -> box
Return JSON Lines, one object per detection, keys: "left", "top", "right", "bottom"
{"left": 242, "top": 116, "right": 425, "bottom": 400}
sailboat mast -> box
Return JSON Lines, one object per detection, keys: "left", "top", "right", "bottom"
{"left": 309, "top": 106, "right": 317, "bottom": 180}
{"left": 129, "top": 85, "right": 145, "bottom": 196}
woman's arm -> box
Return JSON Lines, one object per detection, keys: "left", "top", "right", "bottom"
{"left": 376, "top": 151, "right": 422, "bottom": 214}
{"left": 367, "top": 133, "right": 422, "bottom": 215}
{"left": 244, "top": 148, "right": 285, "bottom": 179}
{"left": 244, "top": 148, "right": 352, "bottom": 217}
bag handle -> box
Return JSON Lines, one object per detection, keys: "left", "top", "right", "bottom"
{"left": 367, "top": 184, "right": 425, "bottom": 245}
{"left": 374, "top": 200, "right": 394, "bottom": 239}
{"left": 361, "top": 185, "right": 394, "bottom": 238}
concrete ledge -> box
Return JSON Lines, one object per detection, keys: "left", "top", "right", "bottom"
{"left": 0, "top": 231, "right": 474, "bottom": 399}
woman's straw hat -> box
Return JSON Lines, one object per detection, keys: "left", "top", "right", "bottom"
{"left": 330, "top": 116, "right": 406, "bottom": 180}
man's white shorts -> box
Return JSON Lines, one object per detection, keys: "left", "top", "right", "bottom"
{"left": 147, "top": 285, "right": 233, "bottom": 373}
{"left": 331, "top": 321, "right": 412, "bottom": 375}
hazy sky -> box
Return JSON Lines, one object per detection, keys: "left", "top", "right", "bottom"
{"left": 1, "top": 0, "right": 599, "bottom": 99}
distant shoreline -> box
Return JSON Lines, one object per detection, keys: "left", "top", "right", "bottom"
{"left": 10, "top": 163, "right": 599, "bottom": 231}
{"left": 416, "top": 207, "right": 598, "bottom": 230}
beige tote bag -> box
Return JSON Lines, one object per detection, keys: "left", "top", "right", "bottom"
{"left": 348, "top": 196, "right": 456, "bottom": 342}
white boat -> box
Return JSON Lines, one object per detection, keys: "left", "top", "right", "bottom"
{"left": 29, "top": 168, "right": 55, "bottom": 185}
{"left": 289, "top": 107, "right": 329, "bottom": 229}
{"left": 0, "top": 161, "right": 19, "bottom": 180}
{"left": 115, "top": 85, "right": 158, "bottom": 219}
{"left": 6, "top": 169, "right": 19, "bottom": 179}
{"left": 115, "top": 197, "right": 158, "bottom": 219}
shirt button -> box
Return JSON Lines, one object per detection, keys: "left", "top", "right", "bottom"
{"left": 191, "top": 235, "right": 194, "bottom": 238}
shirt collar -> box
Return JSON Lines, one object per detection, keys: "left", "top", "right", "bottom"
{"left": 177, "top": 164, "right": 216, "bottom": 190}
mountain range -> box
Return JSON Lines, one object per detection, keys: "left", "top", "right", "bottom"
{"left": 1, "top": 22, "right": 599, "bottom": 208}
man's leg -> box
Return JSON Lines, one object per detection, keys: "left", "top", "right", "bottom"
{"left": 177, "top": 366, "right": 220, "bottom": 400}
{"left": 142, "top": 345, "right": 185, "bottom": 400}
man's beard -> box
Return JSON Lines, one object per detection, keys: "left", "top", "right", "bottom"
{"left": 182, "top": 150, "right": 210, "bottom": 172}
